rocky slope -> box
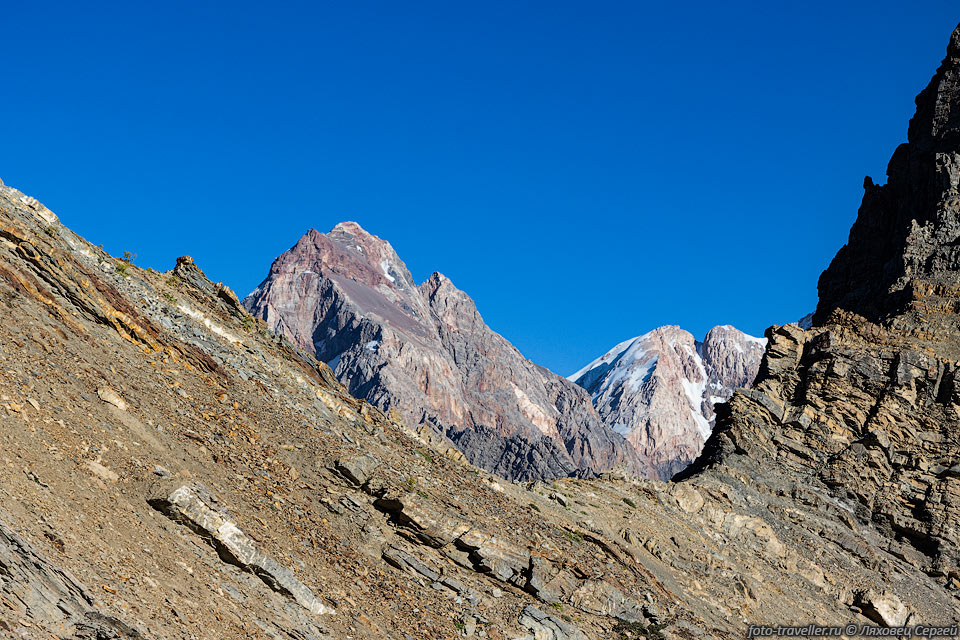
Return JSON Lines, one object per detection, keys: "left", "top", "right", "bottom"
{"left": 570, "top": 326, "right": 765, "bottom": 479}
{"left": 4, "top": 20, "right": 960, "bottom": 640}
{"left": 244, "top": 223, "right": 648, "bottom": 481}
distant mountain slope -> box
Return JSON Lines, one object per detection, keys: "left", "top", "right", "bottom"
{"left": 570, "top": 325, "right": 765, "bottom": 478}
{"left": 244, "top": 222, "right": 648, "bottom": 481}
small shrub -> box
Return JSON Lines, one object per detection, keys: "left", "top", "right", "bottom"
{"left": 529, "top": 502, "right": 541, "bottom": 512}
{"left": 550, "top": 602, "right": 562, "bottom": 610}
{"left": 416, "top": 449, "right": 434, "bottom": 464}
{"left": 122, "top": 250, "right": 136, "bottom": 262}
{"left": 561, "top": 530, "right": 583, "bottom": 544}
{"left": 623, "top": 497, "right": 637, "bottom": 509}
{"left": 614, "top": 620, "right": 667, "bottom": 640}
{"left": 162, "top": 292, "right": 176, "bottom": 305}
{"left": 115, "top": 261, "right": 129, "bottom": 277}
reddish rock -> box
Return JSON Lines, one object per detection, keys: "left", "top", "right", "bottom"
{"left": 245, "top": 222, "right": 646, "bottom": 481}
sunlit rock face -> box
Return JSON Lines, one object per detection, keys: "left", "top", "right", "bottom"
{"left": 245, "top": 222, "right": 646, "bottom": 481}
{"left": 569, "top": 325, "right": 765, "bottom": 479}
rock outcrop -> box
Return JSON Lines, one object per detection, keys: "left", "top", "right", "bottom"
{"left": 686, "top": 19, "right": 960, "bottom": 608}
{"left": 244, "top": 222, "right": 645, "bottom": 481}
{"left": 0, "top": 518, "right": 142, "bottom": 638}
{"left": 816, "top": 24, "right": 960, "bottom": 329}
{"left": 569, "top": 325, "right": 765, "bottom": 478}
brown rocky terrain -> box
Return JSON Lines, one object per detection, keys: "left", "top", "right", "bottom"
{"left": 569, "top": 325, "right": 765, "bottom": 479}
{"left": 4, "top": 19, "right": 960, "bottom": 640}
{"left": 243, "top": 222, "right": 646, "bottom": 481}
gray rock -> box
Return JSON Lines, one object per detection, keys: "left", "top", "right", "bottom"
{"left": 381, "top": 546, "right": 440, "bottom": 582}
{"left": 517, "top": 605, "right": 587, "bottom": 640}
{"left": 854, "top": 590, "right": 910, "bottom": 627}
{"left": 334, "top": 454, "right": 379, "bottom": 487}
{"left": 0, "top": 517, "right": 142, "bottom": 638}
{"left": 149, "top": 483, "right": 334, "bottom": 615}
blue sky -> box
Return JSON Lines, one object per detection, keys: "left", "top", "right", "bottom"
{"left": 2, "top": 2, "right": 957, "bottom": 375}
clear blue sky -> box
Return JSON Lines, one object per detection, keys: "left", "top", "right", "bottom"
{"left": 2, "top": 2, "right": 957, "bottom": 375}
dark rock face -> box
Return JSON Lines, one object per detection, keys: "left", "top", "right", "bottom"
{"left": 244, "top": 223, "right": 644, "bottom": 481}
{"left": 689, "top": 21, "right": 960, "bottom": 586}
{"left": 816, "top": 25, "right": 960, "bottom": 327}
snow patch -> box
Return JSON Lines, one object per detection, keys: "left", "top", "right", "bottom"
{"left": 745, "top": 334, "right": 768, "bottom": 347}
{"left": 380, "top": 260, "right": 396, "bottom": 283}
{"left": 678, "top": 349, "right": 712, "bottom": 440}
{"left": 364, "top": 340, "right": 380, "bottom": 351}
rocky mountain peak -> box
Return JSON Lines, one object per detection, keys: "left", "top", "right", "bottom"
{"left": 686, "top": 22, "right": 960, "bottom": 597}
{"left": 909, "top": 23, "right": 960, "bottom": 148}
{"left": 816, "top": 22, "right": 960, "bottom": 328}
{"left": 569, "top": 324, "right": 764, "bottom": 479}
{"left": 245, "top": 225, "right": 645, "bottom": 481}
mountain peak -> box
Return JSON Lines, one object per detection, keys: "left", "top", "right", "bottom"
{"left": 329, "top": 220, "right": 371, "bottom": 236}
{"left": 815, "top": 22, "right": 960, "bottom": 328}
{"left": 908, "top": 22, "right": 960, "bottom": 149}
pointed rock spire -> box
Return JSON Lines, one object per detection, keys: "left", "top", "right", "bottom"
{"left": 815, "top": 23, "right": 960, "bottom": 327}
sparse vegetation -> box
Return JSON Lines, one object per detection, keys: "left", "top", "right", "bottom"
{"left": 162, "top": 292, "right": 176, "bottom": 305}
{"left": 561, "top": 530, "right": 583, "bottom": 544}
{"left": 623, "top": 497, "right": 637, "bottom": 509}
{"left": 122, "top": 251, "right": 136, "bottom": 263}
{"left": 614, "top": 620, "right": 667, "bottom": 640}
{"left": 529, "top": 502, "right": 541, "bottom": 512}
{"left": 242, "top": 316, "right": 254, "bottom": 332}
{"left": 550, "top": 602, "right": 562, "bottom": 610}
{"left": 115, "top": 261, "right": 129, "bottom": 277}
{"left": 166, "top": 275, "right": 183, "bottom": 288}
{"left": 416, "top": 449, "right": 434, "bottom": 464}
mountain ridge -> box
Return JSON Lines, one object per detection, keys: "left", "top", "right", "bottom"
{"left": 245, "top": 222, "right": 764, "bottom": 481}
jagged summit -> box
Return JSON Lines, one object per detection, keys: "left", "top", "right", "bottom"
{"left": 816, "top": 22, "right": 960, "bottom": 328}
{"left": 908, "top": 23, "right": 960, "bottom": 148}
{"left": 245, "top": 223, "right": 646, "bottom": 481}
{"left": 682, "top": 21, "right": 960, "bottom": 602}
{"left": 569, "top": 325, "right": 765, "bottom": 479}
